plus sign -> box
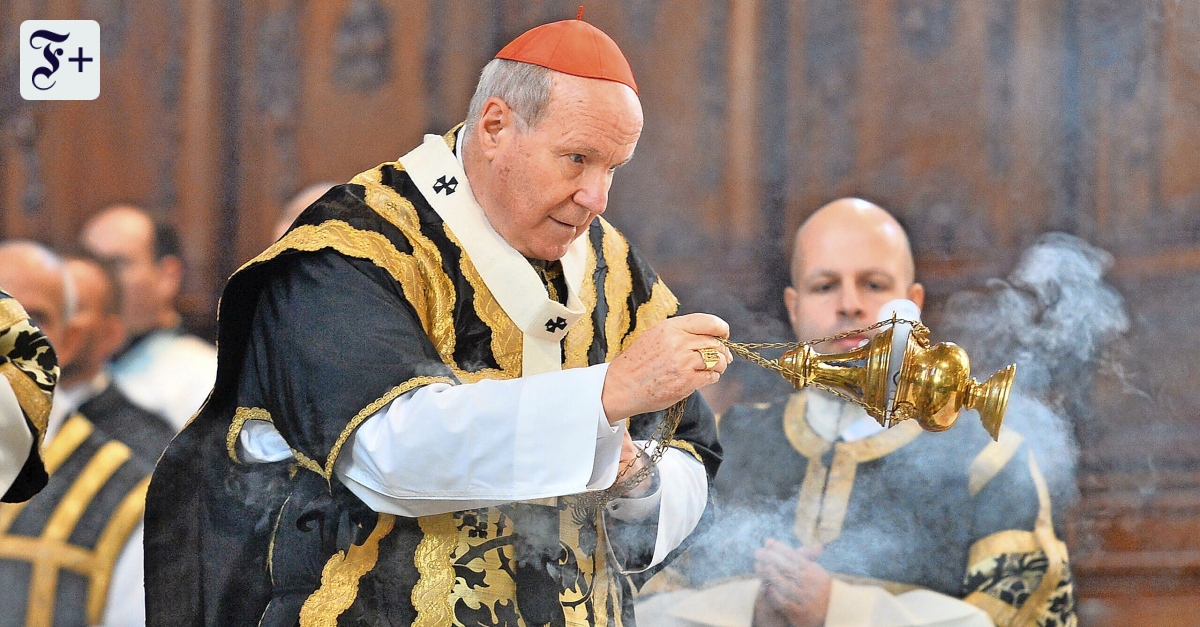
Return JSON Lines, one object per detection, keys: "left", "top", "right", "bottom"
{"left": 68, "top": 47, "right": 93, "bottom": 72}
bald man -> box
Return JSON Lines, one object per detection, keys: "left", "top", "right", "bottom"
{"left": 640, "top": 200, "right": 1076, "bottom": 627}
{"left": 54, "top": 256, "right": 175, "bottom": 460}
{"left": 0, "top": 241, "right": 152, "bottom": 626}
{"left": 81, "top": 204, "right": 217, "bottom": 430}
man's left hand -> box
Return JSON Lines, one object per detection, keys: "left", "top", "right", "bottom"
{"left": 753, "top": 539, "right": 832, "bottom": 627}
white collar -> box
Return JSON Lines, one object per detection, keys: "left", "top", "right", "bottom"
{"left": 806, "top": 389, "right": 886, "bottom": 443}
{"left": 399, "top": 134, "right": 589, "bottom": 375}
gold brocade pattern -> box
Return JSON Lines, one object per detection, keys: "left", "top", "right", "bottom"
{"left": 299, "top": 514, "right": 397, "bottom": 626}
{"left": 962, "top": 456, "right": 1076, "bottom": 626}
{"left": 0, "top": 297, "right": 29, "bottom": 334}
{"left": 563, "top": 237, "right": 598, "bottom": 369}
{"left": 621, "top": 281, "right": 679, "bottom": 352}
{"left": 226, "top": 407, "right": 271, "bottom": 463}
{"left": 412, "top": 513, "right": 461, "bottom": 627}
{"left": 0, "top": 362, "right": 50, "bottom": 443}
{"left": 443, "top": 227, "right": 522, "bottom": 377}
{"left": 238, "top": 219, "right": 429, "bottom": 333}
{"left": 600, "top": 219, "right": 632, "bottom": 359}
{"left": 353, "top": 166, "right": 459, "bottom": 364}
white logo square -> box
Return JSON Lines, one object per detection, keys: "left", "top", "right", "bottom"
{"left": 20, "top": 20, "right": 100, "bottom": 101}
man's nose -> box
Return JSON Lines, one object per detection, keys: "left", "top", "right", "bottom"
{"left": 839, "top": 286, "right": 864, "bottom": 318}
{"left": 574, "top": 172, "right": 611, "bottom": 215}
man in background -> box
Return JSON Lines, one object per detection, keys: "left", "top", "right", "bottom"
{"left": 273, "top": 182, "right": 338, "bottom": 241}
{"left": 0, "top": 241, "right": 150, "bottom": 626}
{"left": 51, "top": 255, "right": 175, "bottom": 460}
{"left": 640, "top": 198, "right": 1076, "bottom": 626}
{"left": 81, "top": 204, "right": 217, "bottom": 430}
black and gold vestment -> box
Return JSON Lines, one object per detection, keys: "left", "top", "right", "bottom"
{"left": 693, "top": 390, "right": 1075, "bottom": 626}
{"left": 0, "top": 413, "right": 152, "bottom": 626}
{"left": 0, "top": 290, "right": 55, "bottom": 503}
{"left": 145, "top": 130, "right": 720, "bottom": 626}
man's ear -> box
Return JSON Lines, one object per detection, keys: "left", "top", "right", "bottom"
{"left": 156, "top": 255, "right": 183, "bottom": 303}
{"left": 783, "top": 286, "right": 800, "bottom": 330}
{"left": 907, "top": 282, "right": 926, "bottom": 310}
{"left": 476, "top": 97, "right": 514, "bottom": 161}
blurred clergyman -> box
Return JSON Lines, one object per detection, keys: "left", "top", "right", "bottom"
{"left": 273, "top": 182, "right": 338, "bottom": 241}
{"left": 81, "top": 204, "right": 217, "bottom": 430}
{"left": 0, "top": 241, "right": 151, "bottom": 626}
{"left": 638, "top": 198, "right": 1076, "bottom": 626}
{"left": 53, "top": 255, "right": 176, "bottom": 459}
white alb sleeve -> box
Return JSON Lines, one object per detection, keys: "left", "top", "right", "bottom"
{"left": 333, "top": 363, "right": 625, "bottom": 517}
{"left": 0, "top": 377, "right": 34, "bottom": 496}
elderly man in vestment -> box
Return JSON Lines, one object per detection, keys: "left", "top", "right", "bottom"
{"left": 637, "top": 199, "right": 1076, "bottom": 627}
{"left": 0, "top": 241, "right": 152, "bottom": 625}
{"left": 146, "top": 16, "right": 727, "bottom": 626}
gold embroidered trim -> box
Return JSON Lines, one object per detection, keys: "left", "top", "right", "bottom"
{"left": 668, "top": 439, "right": 703, "bottom": 463}
{"left": 1012, "top": 453, "right": 1067, "bottom": 627}
{"left": 236, "top": 219, "right": 433, "bottom": 346}
{"left": 622, "top": 280, "right": 679, "bottom": 352}
{"left": 830, "top": 571, "right": 921, "bottom": 595}
{"left": 1, "top": 362, "right": 50, "bottom": 442}
{"left": 87, "top": 476, "right": 149, "bottom": 624}
{"left": 323, "top": 376, "right": 454, "bottom": 479}
{"left": 964, "top": 590, "right": 1018, "bottom": 625}
{"left": 787, "top": 392, "right": 922, "bottom": 544}
{"left": 968, "top": 428, "right": 1024, "bottom": 497}
{"left": 412, "top": 513, "right": 459, "bottom": 627}
{"left": 0, "top": 297, "right": 28, "bottom": 333}
{"left": 444, "top": 227, "right": 521, "bottom": 376}
{"left": 29, "top": 440, "right": 131, "bottom": 626}
{"left": 353, "top": 167, "right": 458, "bottom": 364}
{"left": 968, "top": 530, "right": 1041, "bottom": 565}
{"left": 299, "top": 514, "right": 397, "bottom": 626}
{"left": 0, "top": 414, "right": 93, "bottom": 534}
{"left": 227, "top": 407, "right": 272, "bottom": 464}
{"left": 563, "top": 236, "right": 598, "bottom": 369}
{"left": 600, "top": 219, "right": 632, "bottom": 359}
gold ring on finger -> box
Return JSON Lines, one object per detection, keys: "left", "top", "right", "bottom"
{"left": 698, "top": 347, "right": 721, "bottom": 371}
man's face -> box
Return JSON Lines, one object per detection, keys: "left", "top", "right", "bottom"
{"left": 482, "top": 74, "right": 643, "bottom": 261}
{"left": 80, "top": 210, "right": 165, "bottom": 336}
{"left": 61, "top": 260, "right": 125, "bottom": 382}
{"left": 784, "top": 218, "right": 923, "bottom": 354}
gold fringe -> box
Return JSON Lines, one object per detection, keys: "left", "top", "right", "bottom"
{"left": 227, "top": 407, "right": 271, "bottom": 463}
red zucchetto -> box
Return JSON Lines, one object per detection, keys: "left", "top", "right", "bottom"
{"left": 494, "top": 10, "right": 638, "bottom": 94}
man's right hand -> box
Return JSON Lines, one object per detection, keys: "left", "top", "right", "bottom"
{"left": 600, "top": 313, "right": 731, "bottom": 424}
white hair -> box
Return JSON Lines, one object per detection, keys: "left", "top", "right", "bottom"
{"left": 465, "top": 59, "right": 554, "bottom": 132}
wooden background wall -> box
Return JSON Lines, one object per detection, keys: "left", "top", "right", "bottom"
{"left": 3, "top": 1, "right": 1198, "bottom": 623}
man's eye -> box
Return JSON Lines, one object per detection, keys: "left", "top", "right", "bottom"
{"left": 811, "top": 283, "right": 835, "bottom": 293}
{"left": 568, "top": 154, "right": 584, "bottom": 164}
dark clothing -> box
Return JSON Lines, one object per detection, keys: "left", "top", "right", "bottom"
{"left": 146, "top": 131, "right": 721, "bottom": 626}
{"left": 0, "top": 414, "right": 154, "bottom": 626}
{"left": 80, "top": 383, "right": 175, "bottom": 461}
